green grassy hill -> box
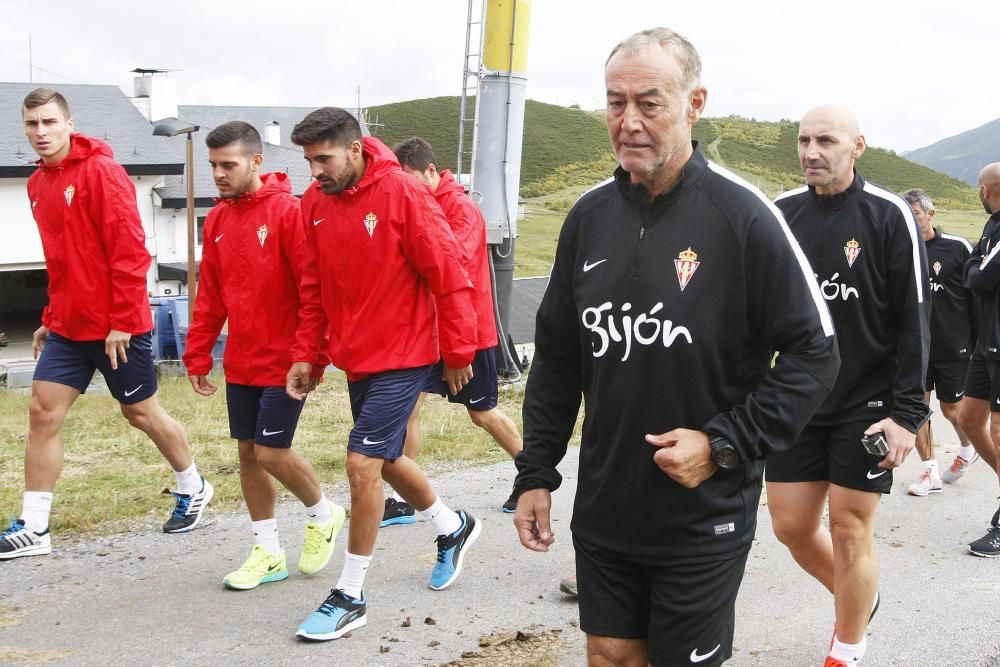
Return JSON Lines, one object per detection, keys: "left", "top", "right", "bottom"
{"left": 369, "top": 98, "right": 980, "bottom": 210}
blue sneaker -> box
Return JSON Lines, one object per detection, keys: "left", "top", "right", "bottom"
{"left": 296, "top": 589, "right": 367, "bottom": 641}
{"left": 429, "top": 510, "right": 481, "bottom": 590}
{"left": 380, "top": 498, "right": 416, "bottom": 527}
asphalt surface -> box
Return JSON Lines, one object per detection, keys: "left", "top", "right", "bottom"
{"left": 2, "top": 421, "right": 1000, "bottom": 665}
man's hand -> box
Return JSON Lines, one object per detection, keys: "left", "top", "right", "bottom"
{"left": 105, "top": 329, "right": 131, "bottom": 370}
{"left": 188, "top": 374, "right": 217, "bottom": 396}
{"left": 32, "top": 325, "right": 49, "bottom": 359}
{"left": 867, "top": 418, "right": 915, "bottom": 469}
{"left": 442, "top": 364, "right": 473, "bottom": 395}
{"left": 646, "top": 428, "right": 717, "bottom": 489}
{"left": 514, "top": 488, "right": 555, "bottom": 552}
{"left": 285, "top": 362, "right": 314, "bottom": 400}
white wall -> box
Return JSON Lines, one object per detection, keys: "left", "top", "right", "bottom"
{"left": 0, "top": 178, "right": 44, "bottom": 269}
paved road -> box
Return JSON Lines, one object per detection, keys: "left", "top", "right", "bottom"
{"left": 2, "top": 434, "right": 999, "bottom": 665}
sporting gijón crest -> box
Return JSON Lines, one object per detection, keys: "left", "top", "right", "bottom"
{"left": 844, "top": 238, "right": 861, "bottom": 268}
{"left": 674, "top": 247, "right": 700, "bottom": 291}
{"left": 363, "top": 212, "right": 378, "bottom": 238}
{"left": 257, "top": 224, "right": 268, "bottom": 248}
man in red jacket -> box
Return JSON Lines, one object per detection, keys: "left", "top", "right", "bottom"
{"left": 0, "top": 88, "right": 212, "bottom": 561}
{"left": 183, "top": 121, "right": 346, "bottom": 590}
{"left": 287, "top": 108, "right": 481, "bottom": 642}
{"left": 380, "top": 137, "right": 522, "bottom": 522}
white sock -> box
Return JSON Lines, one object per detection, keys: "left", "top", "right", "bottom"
{"left": 336, "top": 551, "right": 371, "bottom": 599}
{"left": 174, "top": 463, "right": 202, "bottom": 495}
{"left": 251, "top": 518, "right": 280, "bottom": 556}
{"left": 21, "top": 491, "right": 53, "bottom": 533}
{"left": 390, "top": 489, "right": 404, "bottom": 503}
{"left": 419, "top": 497, "right": 462, "bottom": 536}
{"left": 925, "top": 459, "right": 939, "bottom": 473}
{"left": 958, "top": 444, "right": 975, "bottom": 461}
{"left": 830, "top": 635, "right": 867, "bottom": 664}
{"left": 305, "top": 495, "right": 332, "bottom": 524}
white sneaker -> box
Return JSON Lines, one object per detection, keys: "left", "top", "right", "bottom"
{"left": 907, "top": 469, "right": 943, "bottom": 496}
{"left": 942, "top": 453, "right": 979, "bottom": 484}
{"left": 0, "top": 519, "right": 52, "bottom": 559}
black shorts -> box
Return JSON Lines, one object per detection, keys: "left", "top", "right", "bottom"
{"left": 964, "top": 353, "right": 1000, "bottom": 409}
{"left": 225, "top": 384, "right": 305, "bottom": 448}
{"left": 33, "top": 331, "right": 158, "bottom": 405}
{"left": 765, "top": 419, "right": 893, "bottom": 494}
{"left": 926, "top": 357, "right": 970, "bottom": 403}
{"left": 573, "top": 533, "right": 747, "bottom": 667}
{"left": 347, "top": 365, "right": 435, "bottom": 461}
{"left": 426, "top": 347, "right": 500, "bottom": 411}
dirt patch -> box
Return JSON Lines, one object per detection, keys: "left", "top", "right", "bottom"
{"left": 0, "top": 606, "right": 24, "bottom": 629}
{"left": 0, "top": 647, "right": 74, "bottom": 664}
{"left": 443, "top": 627, "right": 568, "bottom": 666}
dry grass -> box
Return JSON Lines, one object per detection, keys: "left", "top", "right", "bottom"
{"left": 0, "top": 371, "right": 526, "bottom": 538}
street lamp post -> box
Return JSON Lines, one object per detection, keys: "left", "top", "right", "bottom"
{"left": 152, "top": 118, "right": 199, "bottom": 324}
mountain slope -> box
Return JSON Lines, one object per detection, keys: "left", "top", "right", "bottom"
{"left": 904, "top": 118, "right": 1000, "bottom": 187}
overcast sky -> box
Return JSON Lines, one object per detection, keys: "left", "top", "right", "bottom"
{"left": 1, "top": 0, "right": 996, "bottom": 152}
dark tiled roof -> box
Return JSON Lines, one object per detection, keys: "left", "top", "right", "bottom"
{"left": 0, "top": 82, "right": 183, "bottom": 177}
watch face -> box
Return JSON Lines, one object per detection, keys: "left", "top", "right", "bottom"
{"left": 713, "top": 444, "right": 738, "bottom": 468}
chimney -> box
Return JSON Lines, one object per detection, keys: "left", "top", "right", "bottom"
{"left": 264, "top": 121, "right": 280, "bottom": 146}
{"left": 130, "top": 71, "right": 178, "bottom": 122}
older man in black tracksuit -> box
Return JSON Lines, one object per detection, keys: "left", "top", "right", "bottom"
{"left": 512, "top": 28, "right": 839, "bottom": 667}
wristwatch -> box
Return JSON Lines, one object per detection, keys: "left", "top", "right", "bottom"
{"left": 709, "top": 435, "right": 739, "bottom": 470}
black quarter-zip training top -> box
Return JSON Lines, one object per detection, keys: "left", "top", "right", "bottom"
{"left": 774, "top": 172, "right": 930, "bottom": 433}
{"left": 515, "top": 145, "right": 839, "bottom": 560}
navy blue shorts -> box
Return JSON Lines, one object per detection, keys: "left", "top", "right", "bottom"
{"left": 226, "top": 384, "right": 305, "bottom": 448}
{"left": 347, "top": 365, "right": 435, "bottom": 461}
{"left": 33, "top": 331, "right": 158, "bottom": 405}
{"left": 426, "top": 347, "right": 499, "bottom": 411}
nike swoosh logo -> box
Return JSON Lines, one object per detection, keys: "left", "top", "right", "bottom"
{"left": 469, "top": 396, "right": 486, "bottom": 404}
{"left": 267, "top": 563, "right": 281, "bottom": 572}
{"left": 325, "top": 524, "right": 335, "bottom": 543}
{"left": 313, "top": 218, "right": 325, "bottom": 226}
{"left": 261, "top": 428, "right": 285, "bottom": 437}
{"left": 867, "top": 470, "right": 888, "bottom": 479}
{"left": 955, "top": 391, "right": 965, "bottom": 398}
{"left": 123, "top": 385, "right": 143, "bottom": 397}
{"left": 690, "top": 644, "right": 720, "bottom": 663}
{"left": 362, "top": 436, "right": 386, "bottom": 445}
{"left": 215, "top": 234, "right": 224, "bottom": 243}
{"left": 582, "top": 258, "right": 607, "bottom": 272}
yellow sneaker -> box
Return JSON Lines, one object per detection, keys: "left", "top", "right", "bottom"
{"left": 223, "top": 545, "right": 288, "bottom": 590}
{"left": 299, "top": 501, "right": 346, "bottom": 574}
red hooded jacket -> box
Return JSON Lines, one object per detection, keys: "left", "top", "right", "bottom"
{"left": 293, "top": 137, "right": 477, "bottom": 381}
{"left": 27, "top": 134, "right": 153, "bottom": 340}
{"left": 432, "top": 170, "right": 499, "bottom": 350}
{"left": 184, "top": 173, "right": 325, "bottom": 386}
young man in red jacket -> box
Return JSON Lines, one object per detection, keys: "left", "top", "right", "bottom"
{"left": 287, "top": 108, "right": 481, "bottom": 641}
{"left": 381, "top": 137, "right": 522, "bottom": 522}
{"left": 1, "top": 88, "right": 212, "bottom": 561}
{"left": 183, "top": 121, "right": 346, "bottom": 590}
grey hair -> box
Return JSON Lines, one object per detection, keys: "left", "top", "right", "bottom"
{"left": 902, "top": 188, "right": 934, "bottom": 213}
{"left": 606, "top": 27, "right": 702, "bottom": 93}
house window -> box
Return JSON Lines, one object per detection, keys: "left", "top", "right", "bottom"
{"left": 196, "top": 216, "right": 207, "bottom": 244}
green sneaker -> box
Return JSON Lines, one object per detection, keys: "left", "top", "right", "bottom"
{"left": 223, "top": 545, "right": 288, "bottom": 590}
{"left": 299, "top": 501, "right": 346, "bottom": 575}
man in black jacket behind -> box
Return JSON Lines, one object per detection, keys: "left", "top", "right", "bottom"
{"left": 512, "top": 27, "right": 839, "bottom": 666}
{"left": 767, "top": 105, "right": 931, "bottom": 666}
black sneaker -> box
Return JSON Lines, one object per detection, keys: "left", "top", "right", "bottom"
{"left": 380, "top": 498, "right": 416, "bottom": 527}
{"left": 969, "top": 526, "right": 1000, "bottom": 558}
{"left": 0, "top": 518, "right": 51, "bottom": 560}
{"left": 501, "top": 490, "right": 519, "bottom": 514}
{"left": 162, "top": 477, "right": 214, "bottom": 533}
